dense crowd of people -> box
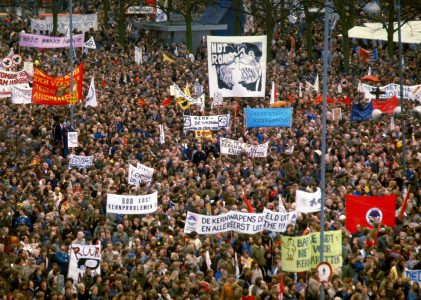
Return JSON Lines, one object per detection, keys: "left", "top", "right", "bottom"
{"left": 0, "top": 5, "right": 420, "bottom": 300}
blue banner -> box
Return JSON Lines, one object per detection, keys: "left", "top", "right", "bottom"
{"left": 351, "top": 101, "right": 373, "bottom": 122}
{"left": 245, "top": 108, "right": 292, "bottom": 128}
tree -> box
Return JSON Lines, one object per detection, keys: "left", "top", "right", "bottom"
{"left": 156, "top": 0, "right": 208, "bottom": 53}
{"left": 335, "top": 0, "right": 356, "bottom": 73}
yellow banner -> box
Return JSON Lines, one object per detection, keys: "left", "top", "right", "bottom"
{"left": 281, "top": 230, "right": 342, "bottom": 272}
{"left": 195, "top": 130, "right": 212, "bottom": 140}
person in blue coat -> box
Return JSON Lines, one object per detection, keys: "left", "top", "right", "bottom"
{"left": 55, "top": 244, "right": 70, "bottom": 275}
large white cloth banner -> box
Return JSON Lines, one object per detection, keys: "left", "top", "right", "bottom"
{"left": 207, "top": 35, "right": 267, "bottom": 98}
{"left": 184, "top": 210, "right": 297, "bottom": 235}
{"left": 11, "top": 86, "right": 32, "bottom": 104}
{"left": 296, "top": 188, "right": 322, "bottom": 213}
{"left": 68, "top": 244, "right": 101, "bottom": 283}
{"left": 359, "top": 82, "right": 421, "bottom": 101}
{"left": 0, "top": 69, "right": 30, "bottom": 98}
{"left": 183, "top": 114, "right": 230, "bottom": 131}
{"left": 128, "top": 164, "right": 154, "bottom": 186}
{"left": 220, "top": 137, "right": 268, "bottom": 157}
{"left": 68, "top": 155, "right": 93, "bottom": 169}
{"left": 106, "top": 191, "right": 158, "bottom": 214}
{"left": 31, "top": 14, "right": 98, "bottom": 34}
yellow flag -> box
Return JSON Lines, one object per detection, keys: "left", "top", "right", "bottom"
{"left": 176, "top": 97, "right": 191, "bottom": 111}
{"left": 163, "top": 54, "right": 174, "bottom": 64}
{"left": 184, "top": 82, "right": 191, "bottom": 97}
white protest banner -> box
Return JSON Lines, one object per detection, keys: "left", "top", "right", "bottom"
{"left": 31, "top": 13, "right": 98, "bottom": 34}
{"left": 184, "top": 209, "right": 297, "bottom": 235}
{"left": 173, "top": 83, "right": 204, "bottom": 107}
{"left": 404, "top": 269, "right": 421, "bottom": 284}
{"left": 0, "top": 69, "right": 30, "bottom": 98}
{"left": 68, "top": 244, "right": 101, "bottom": 283}
{"left": 128, "top": 164, "right": 154, "bottom": 186}
{"left": 106, "top": 191, "right": 158, "bottom": 214}
{"left": 11, "top": 85, "right": 32, "bottom": 104}
{"left": 296, "top": 188, "right": 322, "bottom": 213}
{"left": 135, "top": 46, "right": 143, "bottom": 65}
{"left": 220, "top": 137, "right": 268, "bottom": 157}
{"left": 359, "top": 82, "right": 421, "bottom": 101}
{"left": 68, "top": 155, "right": 93, "bottom": 169}
{"left": 159, "top": 125, "right": 165, "bottom": 144}
{"left": 184, "top": 211, "right": 265, "bottom": 235}
{"left": 262, "top": 208, "right": 297, "bottom": 232}
{"left": 126, "top": 6, "right": 154, "bottom": 14}
{"left": 68, "top": 132, "right": 78, "bottom": 148}
{"left": 85, "top": 77, "right": 97, "bottom": 107}
{"left": 207, "top": 35, "right": 267, "bottom": 98}
{"left": 84, "top": 36, "right": 96, "bottom": 49}
{"left": 183, "top": 114, "right": 230, "bottom": 131}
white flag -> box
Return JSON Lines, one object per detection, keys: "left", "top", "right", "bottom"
{"left": 314, "top": 74, "right": 319, "bottom": 93}
{"left": 368, "top": 66, "right": 372, "bottom": 76}
{"left": 84, "top": 36, "right": 96, "bottom": 49}
{"left": 159, "top": 124, "right": 165, "bottom": 144}
{"left": 278, "top": 195, "right": 286, "bottom": 213}
{"left": 299, "top": 82, "right": 302, "bottom": 98}
{"left": 174, "top": 46, "right": 178, "bottom": 57}
{"left": 270, "top": 81, "right": 275, "bottom": 105}
{"left": 390, "top": 116, "right": 395, "bottom": 131}
{"left": 296, "top": 187, "right": 321, "bottom": 213}
{"left": 85, "top": 77, "right": 97, "bottom": 107}
{"left": 337, "top": 83, "right": 343, "bottom": 94}
{"left": 135, "top": 46, "right": 142, "bottom": 65}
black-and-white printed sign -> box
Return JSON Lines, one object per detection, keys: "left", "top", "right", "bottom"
{"left": 183, "top": 115, "right": 230, "bottom": 131}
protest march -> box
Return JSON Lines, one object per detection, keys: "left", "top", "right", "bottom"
{"left": 0, "top": 1, "right": 420, "bottom": 300}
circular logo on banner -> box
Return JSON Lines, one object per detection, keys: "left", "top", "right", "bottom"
{"left": 366, "top": 208, "right": 383, "bottom": 226}
{"left": 187, "top": 215, "right": 197, "bottom": 226}
{"left": 1, "top": 57, "right": 12, "bottom": 69}
{"left": 12, "top": 54, "right": 22, "bottom": 66}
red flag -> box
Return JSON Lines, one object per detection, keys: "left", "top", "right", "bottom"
{"left": 162, "top": 97, "right": 172, "bottom": 107}
{"left": 101, "top": 80, "right": 108, "bottom": 87}
{"left": 345, "top": 195, "right": 396, "bottom": 233}
{"left": 373, "top": 96, "right": 398, "bottom": 114}
{"left": 242, "top": 193, "right": 255, "bottom": 213}
{"left": 279, "top": 273, "right": 283, "bottom": 300}
{"left": 315, "top": 95, "right": 351, "bottom": 106}
{"left": 398, "top": 186, "right": 411, "bottom": 219}
{"left": 138, "top": 98, "right": 144, "bottom": 106}
{"left": 359, "top": 47, "right": 369, "bottom": 64}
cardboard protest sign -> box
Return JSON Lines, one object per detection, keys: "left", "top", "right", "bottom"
{"left": 106, "top": 191, "right": 158, "bottom": 214}
{"left": 281, "top": 231, "right": 342, "bottom": 272}
{"left": 183, "top": 115, "right": 230, "bottom": 131}
{"left": 68, "top": 132, "right": 78, "bottom": 148}
{"left": 68, "top": 155, "right": 93, "bottom": 169}
{"left": 220, "top": 137, "right": 268, "bottom": 157}
{"left": 128, "top": 164, "right": 154, "bottom": 186}
{"left": 68, "top": 244, "right": 101, "bottom": 283}
{"left": 207, "top": 35, "right": 267, "bottom": 97}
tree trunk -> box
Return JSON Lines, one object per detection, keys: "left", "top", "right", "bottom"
{"left": 266, "top": 10, "right": 274, "bottom": 60}
{"left": 52, "top": 0, "right": 58, "bottom": 35}
{"left": 303, "top": 1, "right": 313, "bottom": 60}
{"left": 234, "top": 0, "right": 242, "bottom": 35}
{"left": 387, "top": 0, "right": 395, "bottom": 59}
{"left": 118, "top": 0, "right": 126, "bottom": 47}
{"left": 167, "top": 0, "right": 173, "bottom": 22}
{"left": 338, "top": 0, "right": 350, "bottom": 73}
{"left": 103, "top": 0, "right": 110, "bottom": 28}
{"left": 185, "top": 0, "right": 193, "bottom": 53}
